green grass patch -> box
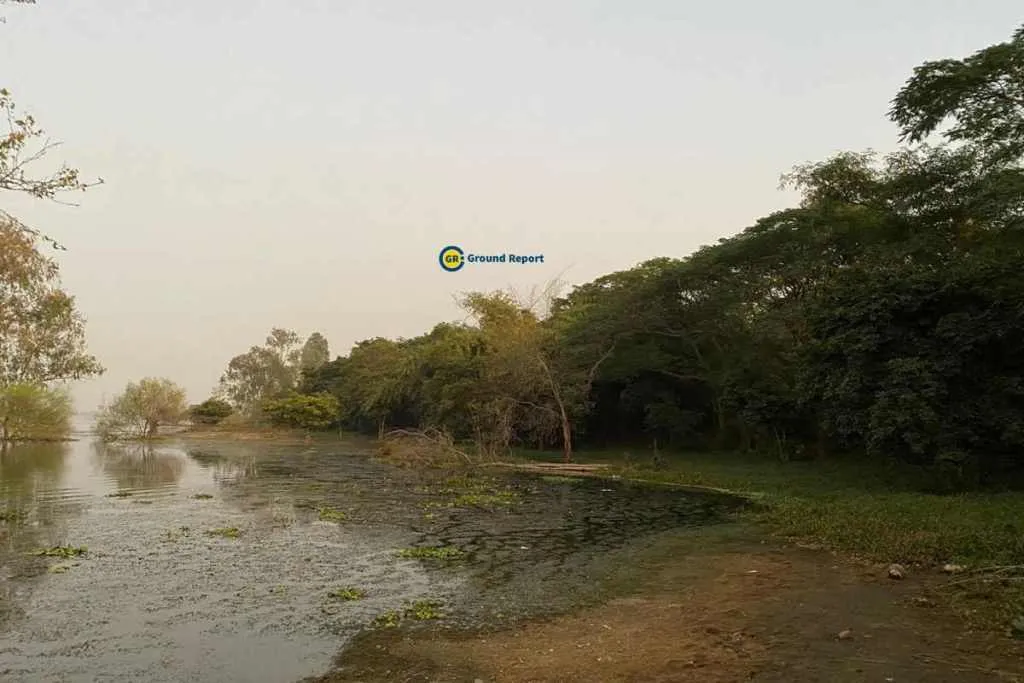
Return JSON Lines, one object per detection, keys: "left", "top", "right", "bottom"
{"left": 328, "top": 587, "right": 366, "bottom": 601}
{"left": 32, "top": 545, "right": 87, "bottom": 558}
{"left": 205, "top": 527, "right": 241, "bottom": 539}
{"left": 555, "top": 448, "right": 1024, "bottom": 632}
{"left": 397, "top": 545, "right": 464, "bottom": 561}
{"left": 317, "top": 506, "right": 347, "bottom": 522}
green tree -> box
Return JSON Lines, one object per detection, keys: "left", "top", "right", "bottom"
{"left": 891, "top": 23, "right": 1024, "bottom": 164}
{"left": 262, "top": 392, "right": 340, "bottom": 430}
{"left": 0, "top": 383, "right": 72, "bottom": 442}
{"left": 299, "top": 332, "right": 330, "bottom": 374}
{"left": 0, "top": 219, "right": 103, "bottom": 388}
{"left": 219, "top": 328, "right": 303, "bottom": 415}
{"left": 188, "top": 397, "right": 234, "bottom": 425}
{"left": 95, "top": 378, "right": 188, "bottom": 441}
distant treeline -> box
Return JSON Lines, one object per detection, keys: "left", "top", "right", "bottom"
{"left": 219, "top": 26, "right": 1024, "bottom": 491}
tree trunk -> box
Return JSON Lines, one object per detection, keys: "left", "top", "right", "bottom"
{"left": 377, "top": 417, "right": 386, "bottom": 440}
{"left": 559, "top": 404, "right": 573, "bottom": 463}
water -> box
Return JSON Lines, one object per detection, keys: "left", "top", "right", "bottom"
{"left": 0, "top": 427, "right": 743, "bottom": 682}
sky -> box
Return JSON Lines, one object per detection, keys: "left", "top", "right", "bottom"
{"left": 1, "top": 0, "right": 1021, "bottom": 411}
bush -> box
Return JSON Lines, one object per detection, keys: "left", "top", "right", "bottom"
{"left": 188, "top": 398, "right": 234, "bottom": 425}
{"left": 261, "top": 392, "right": 340, "bottom": 430}
{"left": 0, "top": 384, "right": 73, "bottom": 441}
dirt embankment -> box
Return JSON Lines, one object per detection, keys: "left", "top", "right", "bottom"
{"left": 311, "top": 529, "right": 1024, "bottom": 683}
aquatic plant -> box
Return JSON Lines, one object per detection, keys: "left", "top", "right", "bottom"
{"left": 317, "top": 506, "right": 347, "bottom": 522}
{"left": 0, "top": 508, "right": 26, "bottom": 523}
{"left": 540, "top": 475, "right": 582, "bottom": 484}
{"left": 163, "top": 526, "right": 191, "bottom": 542}
{"left": 191, "top": 493, "right": 214, "bottom": 500}
{"left": 406, "top": 599, "right": 443, "bottom": 620}
{"left": 372, "top": 610, "right": 402, "bottom": 628}
{"left": 397, "top": 545, "right": 464, "bottom": 560}
{"left": 205, "top": 527, "right": 241, "bottom": 539}
{"left": 32, "top": 545, "right": 87, "bottom": 558}
{"left": 328, "top": 587, "right": 366, "bottom": 601}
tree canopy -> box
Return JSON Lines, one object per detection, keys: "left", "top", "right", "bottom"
{"left": 286, "top": 24, "right": 1024, "bottom": 489}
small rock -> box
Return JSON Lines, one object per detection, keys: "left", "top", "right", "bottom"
{"left": 837, "top": 629, "right": 853, "bottom": 640}
{"left": 888, "top": 563, "right": 905, "bottom": 579}
{"left": 942, "top": 563, "right": 965, "bottom": 574}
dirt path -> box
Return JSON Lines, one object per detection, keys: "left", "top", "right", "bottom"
{"left": 309, "top": 527, "right": 1024, "bottom": 683}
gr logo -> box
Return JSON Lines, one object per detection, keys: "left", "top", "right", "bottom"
{"left": 438, "top": 245, "right": 465, "bottom": 272}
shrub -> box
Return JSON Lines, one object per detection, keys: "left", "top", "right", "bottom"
{"left": 188, "top": 398, "right": 234, "bottom": 425}
{"left": 261, "top": 392, "right": 340, "bottom": 430}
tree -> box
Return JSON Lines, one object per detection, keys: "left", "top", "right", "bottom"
{"left": 262, "top": 392, "right": 340, "bottom": 430}
{"left": 0, "top": 89, "right": 103, "bottom": 247}
{"left": 0, "top": 219, "right": 103, "bottom": 388}
{"left": 890, "top": 24, "right": 1024, "bottom": 165}
{"left": 188, "top": 397, "right": 234, "bottom": 425}
{"left": 0, "top": 382, "right": 72, "bottom": 442}
{"left": 219, "top": 328, "right": 303, "bottom": 415}
{"left": 95, "top": 378, "right": 188, "bottom": 441}
{"left": 299, "top": 332, "right": 330, "bottom": 374}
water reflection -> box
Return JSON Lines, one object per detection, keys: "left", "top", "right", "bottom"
{"left": 185, "top": 445, "right": 260, "bottom": 484}
{"left": 0, "top": 443, "right": 68, "bottom": 511}
{"left": 91, "top": 441, "right": 186, "bottom": 492}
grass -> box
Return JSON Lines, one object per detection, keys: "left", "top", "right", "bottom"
{"left": 397, "top": 545, "right": 464, "bottom": 561}
{"left": 517, "top": 447, "right": 1024, "bottom": 631}
{"left": 205, "top": 527, "right": 241, "bottom": 539}
{"left": 328, "top": 587, "right": 366, "bottom": 601}
{"left": 317, "top": 506, "right": 347, "bottom": 522}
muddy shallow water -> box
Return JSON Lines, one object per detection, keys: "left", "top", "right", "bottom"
{"left": 0, "top": 431, "right": 743, "bottom": 682}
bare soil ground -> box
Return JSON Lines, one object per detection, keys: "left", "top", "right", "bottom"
{"left": 310, "top": 529, "right": 1024, "bottom": 683}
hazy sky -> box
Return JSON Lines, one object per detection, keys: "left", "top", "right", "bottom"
{"left": 1, "top": 1, "right": 1021, "bottom": 411}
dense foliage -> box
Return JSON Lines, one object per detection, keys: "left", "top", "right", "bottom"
{"left": 264, "top": 26, "right": 1024, "bottom": 489}
{"left": 262, "top": 392, "right": 340, "bottom": 431}
{"left": 188, "top": 398, "right": 234, "bottom": 425}
{"left": 0, "top": 383, "right": 72, "bottom": 441}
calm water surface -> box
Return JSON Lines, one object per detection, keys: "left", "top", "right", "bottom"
{"left": 0, "top": 421, "right": 741, "bottom": 682}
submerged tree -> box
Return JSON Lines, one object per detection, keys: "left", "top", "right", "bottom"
{"left": 0, "top": 382, "right": 72, "bottom": 442}
{"left": 95, "top": 378, "right": 188, "bottom": 441}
